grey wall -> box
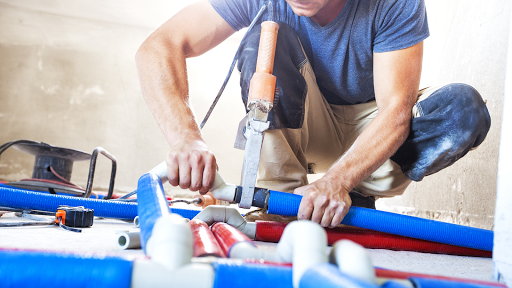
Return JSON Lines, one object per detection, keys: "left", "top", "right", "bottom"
{"left": 0, "top": 0, "right": 508, "bottom": 229}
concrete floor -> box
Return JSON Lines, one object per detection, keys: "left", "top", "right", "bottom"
{"left": 0, "top": 210, "right": 494, "bottom": 283}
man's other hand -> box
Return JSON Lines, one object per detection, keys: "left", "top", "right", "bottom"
{"left": 294, "top": 177, "right": 352, "bottom": 228}
{"left": 166, "top": 138, "right": 217, "bottom": 194}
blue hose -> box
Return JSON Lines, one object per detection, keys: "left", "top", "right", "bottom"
{"left": 266, "top": 190, "right": 493, "bottom": 251}
{"left": 137, "top": 173, "right": 171, "bottom": 251}
{"left": 0, "top": 250, "right": 132, "bottom": 288}
{"left": 299, "top": 263, "right": 378, "bottom": 288}
{"left": 213, "top": 261, "right": 293, "bottom": 288}
{"left": 0, "top": 184, "right": 200, "bottom": 221}
{"left": 409, "top": 277, "right": 499, "bottom": 288}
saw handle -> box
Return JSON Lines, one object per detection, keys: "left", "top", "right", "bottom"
{"left": 248, "top": 21, "right": 279, "bottom": 104}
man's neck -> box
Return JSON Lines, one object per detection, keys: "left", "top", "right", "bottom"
{"left": 311, "top": 0, "right": 348, "bottom": 27}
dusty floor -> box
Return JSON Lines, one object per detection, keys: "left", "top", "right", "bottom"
{"left": 0, "top": 210, "right": 494, "bottom": 282}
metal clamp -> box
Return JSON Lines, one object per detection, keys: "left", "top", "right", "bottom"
{"left": 83, "top": 147, "right": 117, "bottom": 199}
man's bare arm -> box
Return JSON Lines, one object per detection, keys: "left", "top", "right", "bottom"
{"left": 295, "top": 42, "right": 423, "bottom": 227}
{"left": 135, "top": 1, "right": 235, "bottom": 192}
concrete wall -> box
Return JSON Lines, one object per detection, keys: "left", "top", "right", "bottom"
{"left": 0, "top": 0, "right": 508, "bottom": 229}
{"left": 376, "top": 0, "right": 510, "bottom": 230}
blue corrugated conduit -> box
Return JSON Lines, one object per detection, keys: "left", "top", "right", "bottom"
{"left": 0, "top": 184, "right": 200, "bottom": 221}
{"left": 409, "top": 278, "right": 500, "bottom": 288}
{"left": 137, "top": 173, "right": 171, "bottom": 250}
{"left": 213, "top": 261, "right": 293, "bottom": 288}
{"left": 299, "top": 263, "right": 378, "bottom": 288}
{"left": 266, "top": 190, "right": 493, "bottom": 251}
{"left": 0, "top": 250, "right": 133, "bottom": 288}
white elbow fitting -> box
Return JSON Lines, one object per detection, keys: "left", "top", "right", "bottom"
{"left": 209, "top": 171, "right": 237, "bottom": 202}
{"left": 330, "top": 240, "right": 376, "bottom": 284}
{"left": 193, "top": 205, "right": 256, "bottom": 239}
{"left": 149, "top": 162, "right": 236, "bottom": 203}
{"left": 117, "top": 231, "right": 141, "bottom": 250}
{"left": 148, "top": 161, "right": 168, "bottom": 183}
{"left": 146, "top": 213, "right": 193, "bottom": 271}
{"left": 275, "top": 220, "right": 328, "bottom": 288}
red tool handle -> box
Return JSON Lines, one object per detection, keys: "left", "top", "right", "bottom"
{"left": 248, "top": 21, "right": 279, "bottom": 104}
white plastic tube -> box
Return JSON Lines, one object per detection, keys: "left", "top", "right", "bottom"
{"left": 330, "top": 240, "right": 376, "bottom": 284}
{"left": 275, "top": 220, "right": 328, "bottom": 288}
{"left": 149, "top": 161, "right": 236, "bottom": 202}
{"left": 229, "top": 241, "right": 278, "bottom": 261}
{"left": 117, "top": 231, "right": 141, "bottom": 250}
{"left": 193, "top": 205, "right": 256, "bottom": 239}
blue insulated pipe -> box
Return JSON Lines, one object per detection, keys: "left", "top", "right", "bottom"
{"left": 0, "top": 250, "right": 133, "bottom": 288}
{"left": 409, "top": 277, "right": 500, "bottom": 288}
{"left": 0, "top": 184, "right": 200, "bottom": 221}
{"left": 137, "top": 173, "right": 171, "bottom": 251}
{"left": 213, "top": 261, "right": 293, "bottom": 288}
{"left": 266, "top": 190, "right": 493, "bottom": 251}
{"left": 299, "top": 263, "right": 378, "bottom": 288}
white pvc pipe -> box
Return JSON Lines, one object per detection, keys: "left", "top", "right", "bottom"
{"left": 149, "top": 161, "right": 236, "bottom": 202}
{"left": 229, "top": 241, "right": 278, "bottom": 261}
{"left": 330, "top": 240, "right": 376, "bottom": 284}
{"left": 131, "top": 259, "right": 214, "bottom": 288}
{"left": 193, "top": 205, "right": 256, "bottom": 239}
{"left": 275, "top": 220, "right": 328, "bottom": 288}
{"left": 117, "top": 231, "right": 141, "bottom": 250}
{"left": 146, "top": 213, "right": 193, "bottom": 271}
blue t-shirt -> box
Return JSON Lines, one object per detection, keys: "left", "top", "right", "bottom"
{"left": 209, "top": 0, "right": 429, "bottom": 105}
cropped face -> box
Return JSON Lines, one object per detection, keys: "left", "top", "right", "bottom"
{"left": 284, "top": 0, "right": 331, "bottom": 17}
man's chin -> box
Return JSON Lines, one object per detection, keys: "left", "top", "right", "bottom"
{"left": 289, "top": 6, "right": 318, "bottom": 17}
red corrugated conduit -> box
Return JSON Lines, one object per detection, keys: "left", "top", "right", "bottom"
{"left": 188, "top": 219, "right": 225, "bottom": 258}
{"left": 255, "top": 221, "right": 492, "bottom": 258}
{"left": 211, "top": 222, "right": 255, "bottom": 256}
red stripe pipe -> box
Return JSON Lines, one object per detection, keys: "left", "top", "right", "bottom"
{"left": 375, "top": 268, "right": 506, "bottom": 287}
{"left": 211, "top": 222, "right": 255, "bottom": 256}
{"left": 188, "top": 219, "right": 225, "bottom": 258}
{"left": 255, "top": 221, "right": 492, "bottom": 258}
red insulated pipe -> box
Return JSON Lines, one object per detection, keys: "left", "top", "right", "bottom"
{"left": 211, "top": 222, "right": 255, "bottom": 256}
{"left": 188, "top": 219, "right": 225, "bottom": 258}
{"left": 255, "top": 221, "right": 492, "bottom": 258}
{"left": 375, "top": 268, "right": 506, "bottom": 287}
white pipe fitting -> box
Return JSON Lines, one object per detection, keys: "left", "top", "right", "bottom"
{"left": 193, "top": 205, "right": 256, "bottom": 239}
{"left": 131, "top": 259, "right": 214, "bottom": 288}
{"left": 117, "top": 231, "right": 141, "bottom": 250}
{"left": 149, "top": 161, "right": 236, "bottom": 202}
{"left": 208, "top": 171, "right": 237, "bottom": 202}
{"left": 148, "top": 161, "right": 169, "bottom": 183}
{"left": 330, "top": 240, "right": 376, "bottom": 284}
{"left": 275, "top": 220, "right": 328, "bottom": 288}
{"left": 146, "top": 213, "right": 193, "bottom": 271}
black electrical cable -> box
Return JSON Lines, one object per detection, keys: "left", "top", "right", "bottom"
{"left": 57, "top": 216, "right": 82, "bottom": 233}
{"left": 199, "top": 2, "right": 269, "bottom": 129}
{"left": 0, "top": 139, "right": 44, "bottom": 159}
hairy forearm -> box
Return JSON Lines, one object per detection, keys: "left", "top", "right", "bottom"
{"left": 136, "top": 39, "right": 202, "bottom": 146}
{"left": 324, "top": 105, "right": 411, "bottom": 190}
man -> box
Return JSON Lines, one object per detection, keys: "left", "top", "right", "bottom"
{"left": 136, "top": 0, "right": 490, "bottom": 228}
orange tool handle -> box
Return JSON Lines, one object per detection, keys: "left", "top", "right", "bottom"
{"left": 248, "top": 21, "right": 279, "bottom": 104}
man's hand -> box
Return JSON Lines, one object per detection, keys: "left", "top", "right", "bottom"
{"left": 166, "top": 138, "right": 217, "bottom": 194}
{"left": 294, "top": 177, "right": 352, "bottom": 228}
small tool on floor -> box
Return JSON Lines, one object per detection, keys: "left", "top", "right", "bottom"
{"left": 0, "top": 205, "right": 94, "bottom": 233}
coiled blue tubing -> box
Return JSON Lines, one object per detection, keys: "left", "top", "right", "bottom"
{"left": 267, "top": 190, "right": 493, "bottom": 251}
